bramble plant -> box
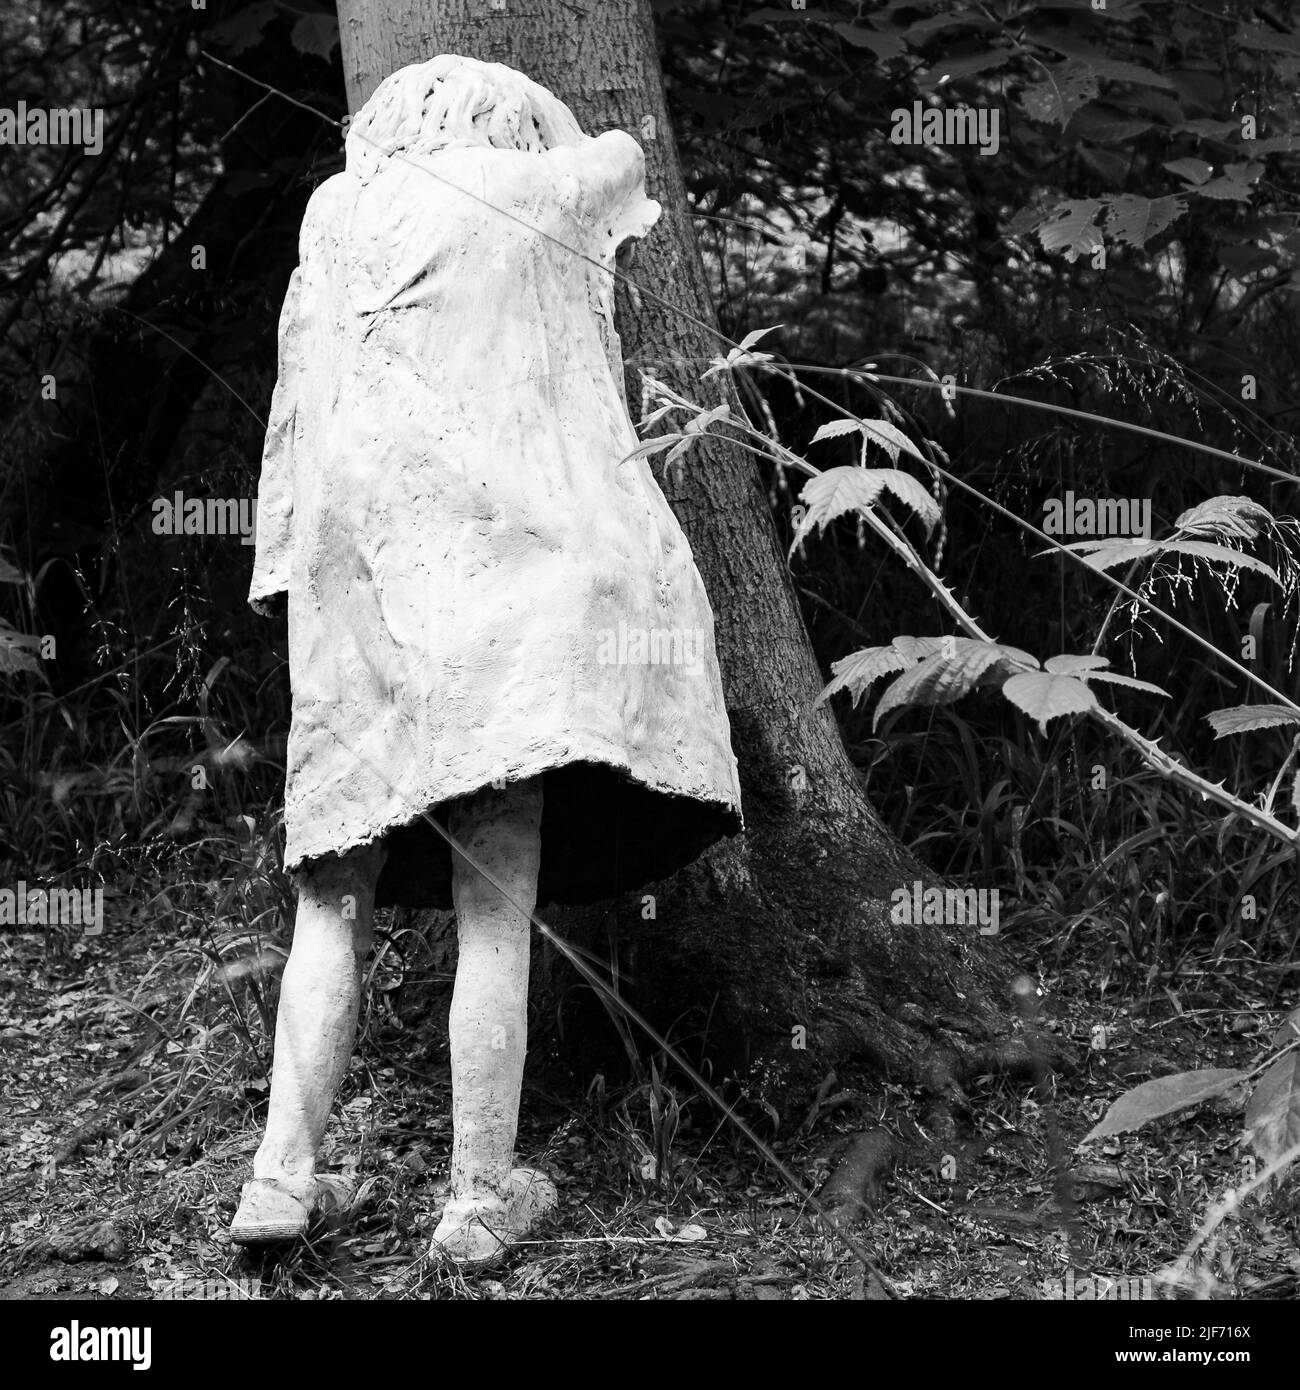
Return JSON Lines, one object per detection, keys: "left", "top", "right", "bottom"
{"left": 636, "top": 332, "right": 1300, "bottom": 1203}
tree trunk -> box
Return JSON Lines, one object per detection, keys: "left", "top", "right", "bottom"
{"left": 336, "top": 0, "right": 1005, "bottom": 1105}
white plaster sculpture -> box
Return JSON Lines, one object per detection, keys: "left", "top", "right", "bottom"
{"left": 234, "top": 54, "right": 743, "bottom": 1267}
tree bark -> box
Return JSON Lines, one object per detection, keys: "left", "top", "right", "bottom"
{"left": 335, "top": 0, "right": 1004, "bottom": 1104}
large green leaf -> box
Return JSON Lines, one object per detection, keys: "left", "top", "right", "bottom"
{"left": 1084, "top": 1069, "right": 1248, "bottom": 1142}
{"left": 1244, "top": 1053, "right": 1300, "bottom": 1171}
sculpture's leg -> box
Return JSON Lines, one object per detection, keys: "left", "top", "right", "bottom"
{"left": 231, "top": 839, "right": 386, "bottom": 1244}
{"left": 431, "top": 777, "right": 556, "bottom": 1266}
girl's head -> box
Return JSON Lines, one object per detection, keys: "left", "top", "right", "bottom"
{"left": 346, "top": 55, "right": 588, "bottom": 181}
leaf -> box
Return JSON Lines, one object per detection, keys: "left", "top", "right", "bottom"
{"left": 1066, "top": 105, "right": 1156, "bottom": 143}
{"left": 1035, "top": 201, "right": 1105, "bottom": 261}
{"left": 703, "top": 326, "right": 782, "bottom": 377}
{"left": 792, "top": 466, "right": 940, "bottom": 552}
{"left": 622, "top": 434, "right": 685, "bottom": 463}
{"left": 1176, "top": 118, "right": 1241, "bottom": 140}
{"left": 0, "top": 621, "right": 41, "bottom": 675}
{"left": 1081, "top": 671, "right": 1169, "bottom": 697}
{"left": 1041, "top": 654, "right": 1168, "bottom": 698}
{"left": 1001, "top": 672, "right": 1097, "bottom": 732}
{"left": 1191, "top": 175, "right": 1256, "bottom": 202}
{"left": 1164, "top": 157, "right": 1213, "bottom": 185}
{"left": 1043, "top": 654, "right": 1111, "bottom": 674}
{"left": 815, "top": 645, "right": 914, "bottom": 709}
{"left": 918, "top": 46, "right": 1018, "bottom": 88}
{"left": 1244, "top": 1053, "right": 1300, "bottom": 1171}
{"left": 859, "top": 418, "right": 927, "bottom": 465}
{"left": 1205, "top": 704, "right": 1300, "bottom": 738}
{"left": 205, "top": 1, "right": 278, "bottom": 56}
{"left": 1083, "top": 1069, "right": 1248, "bottom": 1141}
{"left": 1025, "top": 34, "right": 1176, "bottom": 90}
{"left": 1052, "top": 537, "right": 1159, "bottom": 571}
{"left": 810, "top": 418, "right": 862, "bottom": 443}
{"left": 1162, "top": 539, "right": 1278, "bottom": 583}
{"left": 1175, "top": 496, "right": 1271, "bottom": 541}
{"left": 832, "top": 23, "right": 906, "bottom": 60}
{"left": 1243, "top": 136, "right": 1300, "bottom": 155}
{"left": 290, "top": 14, "right": 339, "bottom": 61}
{"left": 1218, "top": 244, "right": 1277, "bottom": 277}
{"left": 872, "top": 639, "right": 1036, "bottom": 729}
{"left": 1237, "top": 26, "right": 1300, "bottom": 59}
{"left": 1105, "top": 194, "right": 1186, "bottom": 248}
{"left": 738, "top": 325, "right": 782, "bottom": 352}
{"left": 1058, "top": 534, "right": 1280, "bottom": 583}
{"left": 810, "top": 416, "right": 926, "bottom": 464}
{"left": 1272, "top": 1007, "right": 1300, "bottom": 1052}
{"left": 1020, "top": 61, "right": 1100, "bottom": 128}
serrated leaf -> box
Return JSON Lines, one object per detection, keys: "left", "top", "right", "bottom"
{"left": 810, "top": 416, "right": 926, "bottom": 465}
{"left": 793, "top": 466, "right": 940, "bottom": 552}
{"left": 1026, "top": 34, "right": 1176, "bottom": 91}
{"left": 1205, "top": 704, "right": 1300, "bottom": 738}
{"left": 1002, "top": 671, "right": 1097, "bottom": 732}
{"left": 1244, "top": 1053, "right": 1300, "bottom": 1170}
{"left": 859, "top": 418, "right": 926, "bottom": 465}
{"left": 1191, "top": 176, "right": 1255, "bottom": 202}
{"left": 1105, "top": 194, "right": 1186, "bottom": 248}
{"left": 1082, "top": 672, "right": 1169, "bottom": 697}
{"left": 1044, "top": 654, "right": 1111, "bottom": 674}
{"left": 1175, "top": 496, "right": 1271, "bottom": 541}
{"left": 1036, "top": 200, "right": 1105, "bottom": 261}
{"left": 1020, "top": 61, "right": 1100, "bottom": 128}
{"left": 811, "top": 418, "right": 862, "bottom": 443}
{"left": 1083, "top": 1069, "right": 1248, "bottom": 1142}
{"left": 872, "top": 640, "right": 1036, "bottom": 729}
{"left": 290, "top": 14, "right": 339, "bottom": 61}
{"left": 1054, "top": 537, "right": 1160, "bottom": 571}
{"left": 1162, "top": 539, "right": 1278, "bottom": 583}
{"left": 815, "top": 645, "right": 913, "bottom": 709}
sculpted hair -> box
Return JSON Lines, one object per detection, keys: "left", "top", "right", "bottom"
{"left": 345, "top": 54, "right": 588, "bottom": 181}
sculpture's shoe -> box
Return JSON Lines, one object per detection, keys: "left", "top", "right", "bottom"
{"left": 230, "top": 1174, "right": 354, "bottom": 1245}
{"left": 430, "top": 1167, "right": 557, "bottom": 1270}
